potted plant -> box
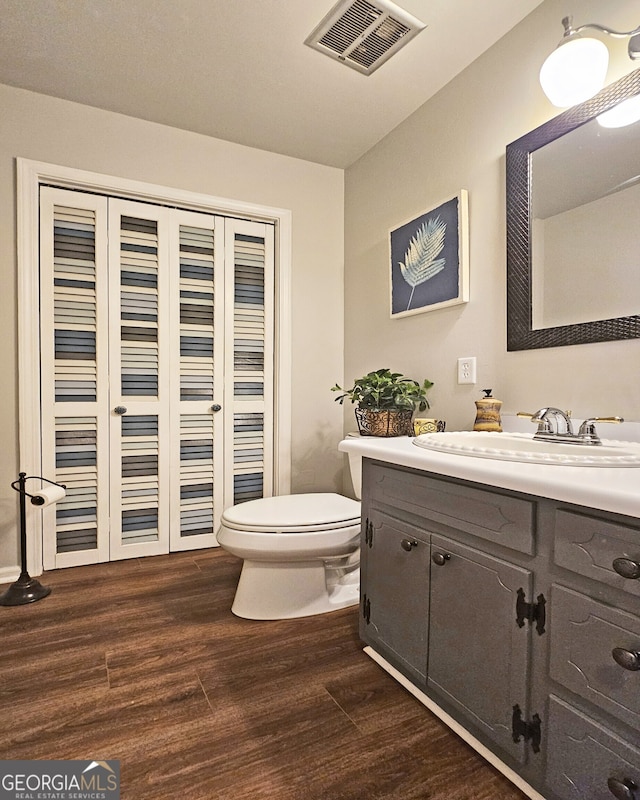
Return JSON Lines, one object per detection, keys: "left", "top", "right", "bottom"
{"left": 332, "top": 368, "right": 434, "bottom": 437}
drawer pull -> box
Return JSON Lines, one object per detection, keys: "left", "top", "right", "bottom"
{"left": 432, "top": 552, "right": 451, "bottom": 566}
{"left": 612, "top": 647, "right": 640, "bottom": 671}
{"left": 612, "top": 557, "right": 640, "bottom": 580}
{"left": 401, "top": 539, "right": 418, "bottom": 552}
{"left": 607, "top": 777, "right": 639, "bottom": 800}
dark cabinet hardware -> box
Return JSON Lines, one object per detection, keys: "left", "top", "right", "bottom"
{"left": 612, "top": 557, "right": 640, "bottom": 580}
{"left": 511, "top": 704, "right": 541, "bottom": 753}
{"left": 607, "top": 777, "right": 639, "bottom": 800}
{"left": 114, "top": 406, "right": 127, "bottom": 415}
{"left": 362, "top": 593, "right": 371, "bottom": 624}
{"left": 211, "top": 403, "right": 222, "bottom": 412}
{"left": 401, "top": 539, "right": 418, "bottom": 552}
{"left": 364, "top": 519, "right": 374, "bottom": 547}
{"left": 431, "top": 552, "right": 451, "bottom": 566}
{"left": 515, "top": 588, "right": 546, "bottom": 635}
{"left": 612, "top": 647, "right": 640, "bottom": 671}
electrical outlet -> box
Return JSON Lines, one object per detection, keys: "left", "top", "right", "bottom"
{"left": 457, "top": 356, "right": 477, "bottom": 385}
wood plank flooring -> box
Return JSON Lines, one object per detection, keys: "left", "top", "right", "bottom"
{"left": 0, "top": 550, "right": 528, "bottom": 799}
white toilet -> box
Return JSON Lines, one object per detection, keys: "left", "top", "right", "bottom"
{"left": 217, "top": 447, "right": 362, "bottom": 620}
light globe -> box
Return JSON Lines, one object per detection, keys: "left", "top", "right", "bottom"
{"left": 540, "top": 35, "right": 609, "bottom": 107}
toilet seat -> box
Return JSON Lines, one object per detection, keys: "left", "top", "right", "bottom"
{"left": 220, "top": 492, "right": 361, "bottom": 534}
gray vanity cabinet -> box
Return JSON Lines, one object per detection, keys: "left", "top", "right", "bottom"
{"left": 359, "top": 456, "right": 640, "bottom": 800}
{"left": 360, "top": 459, "right": 539, "bottom": 765}
{"left": 428, "top": 534, "right": 533, "bottom": 763}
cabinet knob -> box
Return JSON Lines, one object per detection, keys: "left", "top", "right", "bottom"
{"left": 113, "top": 406, "right": 127, "bottom": 415}
{"left": 607, "top": 777, "right": 639, "bottom": 800}
{"left": 612, "top": 557, "right": 640, "bottom": 580}
{"left": 432, "top": 552, "right": 451, "bottom": 566}
{"left": 401, "top": 539, "right": 418, "bottom": 552}
{"left": 211, "top": 403, "right": 222, "bottom": 412}
{"left": 612, "top": 647, "right": 640, "bottom": 671}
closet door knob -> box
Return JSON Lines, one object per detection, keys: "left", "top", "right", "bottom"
{"left": 401, "top": 539, "right": 418, "bottom": 552}
{"left": 612, "top": 557, "right": 640, "bottom": 580}
{"left": 607, "top": 777, "right": 639, "bottom": 800}
{"left": 432, "top": 552, "right": 451, "bottom": 566}
{"left": 612, "top": 647, "right": 640, "bottom": 671}
{"left": 114, "top": 406, "right": 127, "bottom": 415}
{"left": 211, "top": 404, "right": 222, "bottom": 412}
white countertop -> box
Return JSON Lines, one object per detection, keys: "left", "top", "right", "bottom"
{"left": 339, "top": 434, "right": 640, "bottom": 519}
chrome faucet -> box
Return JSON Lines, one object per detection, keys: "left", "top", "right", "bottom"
{"left": 531, "top": 407, "right": 573, "bottom": 437}
{"left": 517, "top": 408, "right": 624, "bottom": 446}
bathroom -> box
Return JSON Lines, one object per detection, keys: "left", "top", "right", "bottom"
{"left": 1, "top": 0, "right": 639, "bottom": 797}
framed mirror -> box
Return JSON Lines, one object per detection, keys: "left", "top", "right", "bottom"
{"left": 506, "top": 68, "right": 640, "bottom": 350}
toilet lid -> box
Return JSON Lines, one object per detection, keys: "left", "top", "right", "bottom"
{"left": 221, "top": 492, "right": 361, "bottom": 533}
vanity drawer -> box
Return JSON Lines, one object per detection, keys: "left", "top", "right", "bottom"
{"left": 550, "top": 584, "right": 640, "bottom": 731}
{"left": 367, "top": 463, "right": 535, "bottom": 554}
{"left": 554, "top": 509, "right": 640, "bottom": 597}
{"left": 546, "top": 694, "right": 640, "bottom": 800}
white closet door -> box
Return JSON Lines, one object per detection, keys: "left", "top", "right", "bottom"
{"left": 40, "top": 188, "right": 111, "bottom": 569}
{"left": 107, "top": 200, "right": 172, "bottom": 560}
{"left": 39, "top": 190, "right": 276, "bottom": 568}
{"left": 169, "top": 211, "right": 225, "bottom": 551}
{"left": 224, "top": 219, "right": 275, "bottom": 507}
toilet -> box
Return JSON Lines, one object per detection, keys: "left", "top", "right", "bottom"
{"left": 217, "top": 446, "right": 362, "bottom": 620}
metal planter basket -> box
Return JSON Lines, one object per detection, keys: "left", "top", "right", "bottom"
{"left": 354, "top": 408, "right": 414, "bottom": 437}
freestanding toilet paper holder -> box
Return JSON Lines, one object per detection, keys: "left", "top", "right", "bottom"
{"left": 0, "top": 473, "right": 66, "bottom": 606}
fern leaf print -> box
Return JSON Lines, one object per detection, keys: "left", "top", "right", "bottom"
{"left": 399, "top": 215, "right": 447, "bottom": 311}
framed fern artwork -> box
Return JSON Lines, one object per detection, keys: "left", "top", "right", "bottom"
{"left": 389, "top": 190, "right": 469, "bottom": 318}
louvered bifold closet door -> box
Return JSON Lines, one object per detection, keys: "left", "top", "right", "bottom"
{"left": 39, "top": 188, "right": 111, "bottom": 569}
{"left": 168, "top": 211, "right": 225, "bottom": 550}
{"left": 108, "top": 200, "right": 171, "bottom": 559}
{"left": 224, "top": 219, "right": 275, "bottom": 506}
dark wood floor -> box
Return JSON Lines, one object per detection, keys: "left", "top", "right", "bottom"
{"left": 0, "top": 549, "right": 528, "bottom": 799}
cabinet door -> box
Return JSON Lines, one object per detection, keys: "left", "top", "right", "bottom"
{"left": 361, "top": 510, "right": 430, "bottom": 683}
{"left": 428, "top": 534, "right": 533, "bottom": 763}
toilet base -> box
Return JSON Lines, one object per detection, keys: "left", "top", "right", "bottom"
{"left": 231, "top": 558, "right": 360, "bottom": 620}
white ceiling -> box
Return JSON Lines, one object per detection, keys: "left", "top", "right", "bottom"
{"left": 0, "top": 0, "right": 543, "bottom": 168}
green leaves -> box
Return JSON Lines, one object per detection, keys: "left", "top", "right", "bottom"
{"left": 332, "top": 368, "right": 433, "bottom": 411}
{"left": 399, "top": 216, "right": 447, "bottom": 311}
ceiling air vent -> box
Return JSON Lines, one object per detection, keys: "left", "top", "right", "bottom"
{"left": 305, "top": 0, "right": 426, "bottom": 75}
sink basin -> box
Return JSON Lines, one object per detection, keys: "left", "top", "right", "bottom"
{"left": 413, "top": 431, "right": 640, "bottom": 467}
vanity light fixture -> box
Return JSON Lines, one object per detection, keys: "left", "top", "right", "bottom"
{"left": 539, "top": 16, "right": 640, "bottom": 108}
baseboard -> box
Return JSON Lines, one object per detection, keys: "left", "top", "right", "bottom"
{"left": 0, "top": 566, "right": 20, "bottom": 586}
{"left": 363, "top": 646, "right": 547, "bottom": 800}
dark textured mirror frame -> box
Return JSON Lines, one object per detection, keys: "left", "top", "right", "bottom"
{"left": 506, "top": 68, "right": 640, "bottom": 351}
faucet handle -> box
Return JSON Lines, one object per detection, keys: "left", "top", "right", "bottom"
{"left": 517, "top": 411, "right": 553, "bottom": 434}
{"left": 577, "top": 416, "right": 624, "bottom": 444}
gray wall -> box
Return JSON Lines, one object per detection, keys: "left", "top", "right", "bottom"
{"left": 344, "top": 0, "right": 640, "bottom": 436}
